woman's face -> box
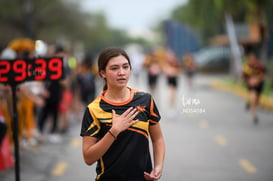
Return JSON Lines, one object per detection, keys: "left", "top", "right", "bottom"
{"left": 100, "top": 55, "right": 131, "bottom": 89}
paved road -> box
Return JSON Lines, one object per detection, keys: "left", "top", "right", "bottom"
{"left": 1, "top": 73, "right": 273, "bottom": 181}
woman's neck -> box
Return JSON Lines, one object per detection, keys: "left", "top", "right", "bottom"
{"left": 104, "top": 87, "right": 131, "bottom": 103}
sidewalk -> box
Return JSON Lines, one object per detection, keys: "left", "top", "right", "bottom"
{"left": 210, "top": 79, "right": 273, "bottom": 112}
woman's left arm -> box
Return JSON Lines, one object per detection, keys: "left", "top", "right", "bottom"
{"left": 144, "top": 123, "right": 165, "bottom": 180}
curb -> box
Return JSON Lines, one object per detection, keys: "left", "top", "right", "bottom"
{"left": 210, "top": 80, "right": 273, "bottom": 112}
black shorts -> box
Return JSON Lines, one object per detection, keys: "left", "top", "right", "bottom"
{"left": 167, "top": 76, "right": 177, "bottom": 87}
{"left": 186, "top": 71, "right": 195, "bottom": 78}
{"left": 148, "top": 74, "right": 158, "bottom": 87}
{"left": 247, "top": 81, "right": 264, "bottom": 95}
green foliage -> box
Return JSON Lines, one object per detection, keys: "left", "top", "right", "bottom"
{"left": 0, "top": 0, "right": 147, "bottom": 52}
{"left": 170, "top": 0, "right": 273, "bottom": 45}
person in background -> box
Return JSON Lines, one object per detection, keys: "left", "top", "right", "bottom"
{"left": 183, "top": 53, "right": 197, "bottom": 90}
{"left": 76, "top": 52, "right": 97, "bottom": 106}
{"left": 55, "top": 45, "right": 74, "bottom": 134}
{"left": 161, "top": 48, "right": 181, "bottom": 108}
{"left": 143, "top": 49, "right": 162, "bottom": 95}
{"left": 242, "top": 52, "right": 266, "bottom": 124}
{"left": 0, "top": 48, "right": 16, "bottom": 143}
{"left": 80, "top": 47, "right": 165, "bottom": 181}
{"left": 0, "top": 105, "right": 14, "bottom": 171}
{"left": 15, "top": 49, "right": 46, "bottom": 149}
{"left": 0, "top": 41, "right": 44, "bottom": 149}
{"left": 58, "top": 80, "right": 73, "bottom": 134}
{"left": 37, "top": 45, "right": 64, "bottom": 143}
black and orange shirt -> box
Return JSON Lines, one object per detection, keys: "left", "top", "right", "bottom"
{"left": 80, "top": 87, "right": 161, "bottom": 181}
{"left": 242, "top": 61, "right": 266, "bottom": 80}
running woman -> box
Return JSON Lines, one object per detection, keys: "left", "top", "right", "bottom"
{"left": 80, "top": 47, "right": 165, "bottom": 181}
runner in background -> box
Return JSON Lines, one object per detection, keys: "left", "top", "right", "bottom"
{"left": 183, "top": 53, "right": 197, "bottom": 90}
{"left": 161, "top": 48, "right": 182, "bottom": 108}
{"left": 242, "top": 52, "right": 266, "bottom": 124}
{"left": 143, "top": 49, "right": 162, "bottom": 95}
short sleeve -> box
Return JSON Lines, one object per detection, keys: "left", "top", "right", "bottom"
{"left": 148, "top": 97, "right": 161, "bottom": 125}
{"left": 80, "top": 107, "right": 101, "bottom": 138}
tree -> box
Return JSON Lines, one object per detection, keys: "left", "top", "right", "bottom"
{"left": 0, "top": 0, "right": 141, "bottom": 53}
{"left": 171, "top": 0, "right": 273, "bottom": 56}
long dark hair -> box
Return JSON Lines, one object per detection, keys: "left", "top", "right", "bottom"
{"left": 98, "top": 47, "right": 131, "bottom": 90}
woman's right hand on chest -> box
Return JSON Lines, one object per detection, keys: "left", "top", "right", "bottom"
{"left": 111, "top": 107, "right": 139, "bottom": 135}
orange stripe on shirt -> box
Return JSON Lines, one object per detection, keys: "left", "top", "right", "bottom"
{"left": 150, "top": 98, "right": 159, "bottom": 118}
{"left": 128, "top": 128, "right": 149, "bottom": 139}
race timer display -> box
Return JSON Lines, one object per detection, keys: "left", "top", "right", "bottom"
{"left": 0, "top": 57, "right": 64, "bottom": 84}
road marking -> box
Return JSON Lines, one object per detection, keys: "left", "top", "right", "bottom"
{"left": 51, "top": 161, "right": 68, "bottom": 176}
{"left": 214, "top": 135, "right": 227, "bottom": 146}
{"left": 239, "top": 159, "right": 257, "bottom": 174}
{"left": 71, "top": 137, "right": 81, "bottom": 148}
{"left": 199, "top": 119, "right": 208, "bottom": 128}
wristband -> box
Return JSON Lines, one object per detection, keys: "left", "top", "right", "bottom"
{"left": 108, "top": 130, "right": 116, "bottom": 140}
